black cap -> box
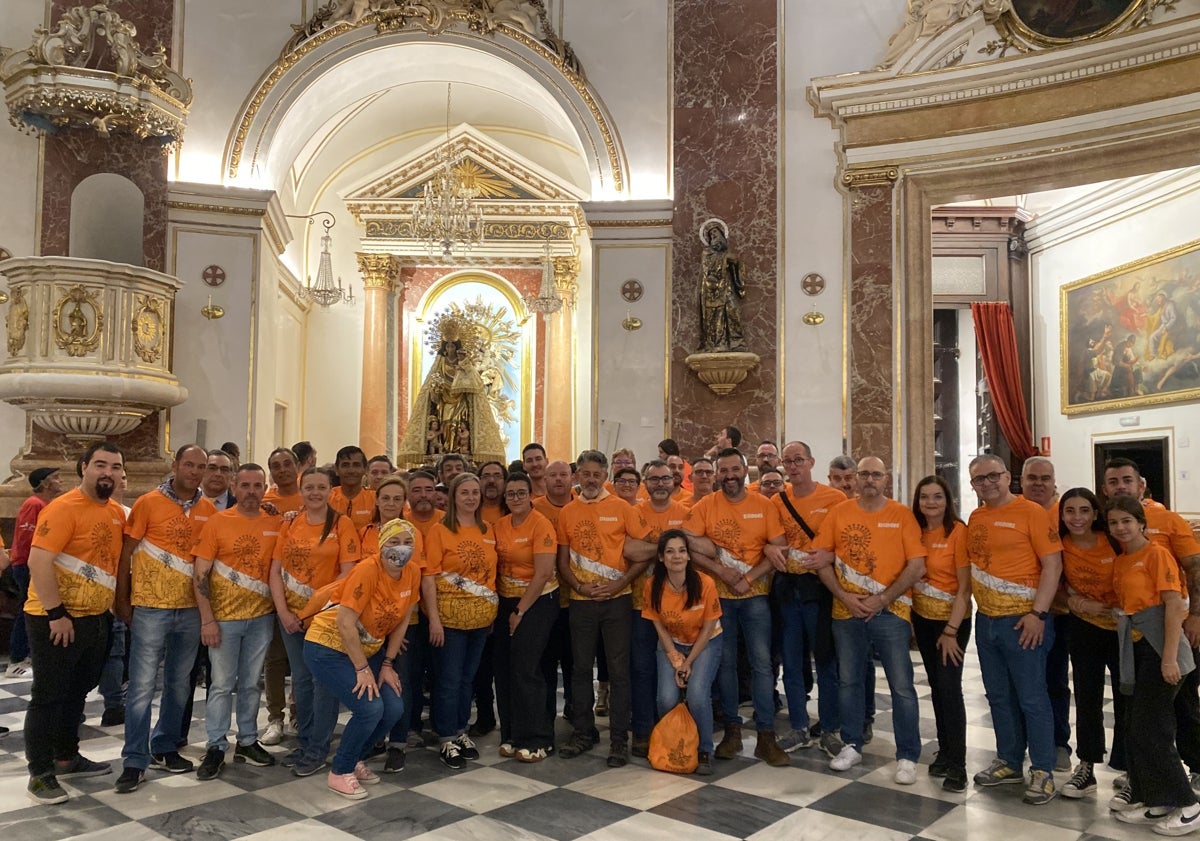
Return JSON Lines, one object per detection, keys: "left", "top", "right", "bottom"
{"left": 29, "top": 467, "right": 60, "bottom": 490}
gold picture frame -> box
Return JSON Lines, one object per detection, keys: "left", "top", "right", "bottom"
{"left": 1001, "top": 0, "right": 1143, "bottom": 46}
{"left": 1061, "top": 237, "right": 1200, "bottom": 415}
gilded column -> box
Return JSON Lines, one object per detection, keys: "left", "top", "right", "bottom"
{"left": 357, "top": 253, "right": 400, "bottom": 458}
{"left": 545, "top": 256, "right": 579, "bottom": 459}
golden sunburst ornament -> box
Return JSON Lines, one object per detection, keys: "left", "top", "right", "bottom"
{"left": 452, "top": 160, "right": 521, "bottom": 199}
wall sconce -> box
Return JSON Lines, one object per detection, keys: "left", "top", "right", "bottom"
{"left": 800, "top": 271, "right": 825, "bottom": 326}
{"left": 621, "top": 309, "right": 642, "bottom": 331}
{"left": 201, "top": 294, "right": 224, "bottom": 320}
{"left": 0, "top": 290, "right": 8, "bottom": 304}
{"left": 802, "top": 307, "right": 825, "bottom": 326}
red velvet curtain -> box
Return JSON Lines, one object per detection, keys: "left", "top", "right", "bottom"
{"left": 970, "top": 302, "right": 1037, "bottom": 461}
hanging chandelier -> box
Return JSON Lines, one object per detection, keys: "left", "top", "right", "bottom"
{"left": 525, "top": 240, "right": 563, "bottom": 316}
{"left": 411, "top": 84, "right": 484, "bottom": 257}
{"left": 288, "top": 212, "right": 354, "bottom": 308}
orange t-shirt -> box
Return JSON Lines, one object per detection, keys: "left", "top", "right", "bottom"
{"left": 406, "top": 508, "right": 446, "bottom": 538}
{"left": 329, "top": 486, "right": 376, "bottom": 532}
{"left": 811, "top": 498, "right": 926, "bottom": 621}
{"left": 125, "top": 490, "right": 217, "bottom": 609}
{"left": 966, "top": 496, "right": 1060, "bottom": 618}
{"left": 263, "top": 488, "right": 303, "bottom": 515}
{"left": 772, "top": 483, "right": 847, "bottom": 575}
{"left": 305, "top": 556, "right": 422, "bottom": 657}
{"left": 631, "top": 499, "right": 690, "bottom": 609}
{"left": 533, "top": 494, "right": 575, "bottom": 606}
{"left": 604, "top": 480, "right": 650, "bottom": 504}
{"left": 193, "top": 508, "right": 282, "bottom": 621}
{"left": 424, "top": 523, "right": 499, "bottom": 629}
{"left": 913, "top": 522, "right": 968, "bottom": 621}
{"left": 494, "top": 510, "right": 558, "bottom": 598}
{"left": 358, "top": 523, "right": 425, "bottom": 624}
{"left": 1114, "top": 541, "right": 1185, "bottom": 615}
{"left": 273, "top": 513, "right": 361, "bottom": 613}
{"left": 641, "top": 571, "right": 723, "bottom": 645}
{"left": 480, "top": 501, "right": 504, "bottom": 526}
{"left": 26, "top": 489, "right": 126, "bottom": 617}
{"left": 556, "top": 494, "right": 652, "bottom": 601}
{"left": 1143, "top": 500, "right": 1200, "bottom": 560}
{"left": 1061, "top": 533, "right": 1119, "bottom": 630}
{"left": 682, "top": 492, "right": 785, "bottom": 600}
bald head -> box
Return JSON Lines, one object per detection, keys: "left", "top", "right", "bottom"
{"left": 855, "top": 457, "right": 888, "bottom": 502}
{"left": 545, "top": 460, "right": 572, "bottom": 501}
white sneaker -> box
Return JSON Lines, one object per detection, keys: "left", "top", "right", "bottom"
{"left": 830, "top": 745, "right": 862, "bottom": 771}
{"left": 260, "top": 719, "right": 284, "bottom": 746}
{"left": 4, "top": 659, "right": 31, "bottom": 678}
{"left": 895, "top": 759, "right": 917, "bottom": 785}
{"left": 284, "top": 717, "right": 299, "bottom": 738}
{"left": 1154, "top": 804, "right": 1200, "bottom": 836}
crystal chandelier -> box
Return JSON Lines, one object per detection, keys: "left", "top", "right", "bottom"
{"left": 525, "top": 240, "right": 563, "bottom": 316}
{"left": 412, "top": 84, "right": 484, "bottom": 257}
{"left": 289, "top": 212, "right": 354, "bottom": 308}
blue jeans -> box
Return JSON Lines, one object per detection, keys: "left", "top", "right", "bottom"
{"left": 279, "top": 620, "right": 333, "bottom": 758}
{"left": 306, "top": 642, "right": 404, "bottom": 775}
{"left": 975, "top": 612, "right": 1056, "bottom": 772}
{"left": 8, "top": 564, "right": 30, "bottom": 663}
{"left": 780, "top": 598, "right": 839, "bottom": 734}
{"left": 657, "top": 635, "right": 723, "bottom": 754}
{"left": 431, "top": 626, "right": 489, "bottom": 740}
{"left": 122, "top": 607, "right": 201, "bottom": 769}
{"left": 716, "top": 596, "right": 774, "bottom": 731}
{"left": 205, "top": 614, "right": 274, "bottom": 750}
{"left": 100, "top": 617, "right": 128, "bottom": 709}
{"left": 833, "top": 612, "right": 921, "bottom": 761}
{"left": 631, "top": 612, "right": 659, "bottom": 739}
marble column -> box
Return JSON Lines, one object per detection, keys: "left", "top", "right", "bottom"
{"left": 671, "top": 0, "right": 779, "bottom": 456}
{"left": 357, "top": 253, "right": 400, "bottom": 458}
{"left": 545, "top": 256, "right": 580, "bottom": 460}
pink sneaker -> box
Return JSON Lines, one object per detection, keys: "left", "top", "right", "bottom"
{"left": 353, "top": 761, "right": 380, "bottom": 785}
{"left": 327, "top": 771, "right": 368, "bottom": 800}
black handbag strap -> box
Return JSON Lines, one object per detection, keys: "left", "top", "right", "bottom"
{"left": 779, "top": 492, "right": 816, "bottom": 541}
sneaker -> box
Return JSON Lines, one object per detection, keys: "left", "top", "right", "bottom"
{"left": 1061, "top": 761, "right": 1097, "bottom": 798}
{"left": 607, "top": 742, "right": 629, "bottom": 769}
{"left": 5, "top": 658, "right": 31, "bottom": 677}
{"left": 516, "top": 747, "right": 548, "bottom": 763}
{"left": 27, "top": 773, "right": 68, "bottom": 805}
{"left": 943, "top": 768, "right": 968, "bottom": 793}
{"left": 819, "top": 731, "right": 845, "bottom": 759}
{"left": 353, "top": 761, "right": 380, "bottom": 785}
{"left": 1110, "top": 782, "right": 1139, "bottom": 811}
{"left": 974, "top": 759, "right": 1024, "bottom": 786}
{"left": 440, "top": 741, "right": 466, "bottom": 770}
{"left": 197, "top": 747, "right": 225, "bottom": 781}
{"left": 1154, "top": 804, "right": 1200, "bottom": 836}
{"left": 929, "top": 753, "right": 949, "bottom": 778}
{"left": 863, "top": 721, "right": 874, "bottom": 744}
{"left": 260, "top": 719, "right": 285, "bottom": 746}
{"left": 1114, "top": 772, "right": 1129, "bottom": 790}
{"left": 327, "top": 770, "right": 368, "bottom": 800}
{"left": 631, "top": 736, "right": 650, "bottom": 759}
{"left": 280, "top": 747, "right": 305, "bottom": 768}
{"left": 384, "top": 747, "right": 406, "bottom": 773}
{"left": 234, "top": 741, "right": 276, "bottom": 767}
{"left": 595, "top": 683, "right": 610, "bottom": 717}
{"left": 895, "top": 759, "right": 917, "bottom": 785}
{"left": 499, "top": 742, "right": 516, "bottom": 758}
{"left": 0, "top": 725, "right": 8, "bottom": 737}
{"left": 406, "top": 731, "right": 425, "bottom": 749}
{"left": 777, "top": 728, "right": 814, "bottom": 753}
{"left": 455, "top": 733, "right": 479, "bottom": 760}
{"left": 558, "top": 730, "right": 595, "bottom": 758}
{"left": 1055, "top": 746, "right": 1073, "bottom": 772}
{"left": 830, "top": 745, "right": 862, "bottom": 772}
{"left": 101, "top": 706, "right": 126, "bottom": 727}
{"left": 150, "top": 752, "right": 195, "bottom": 774}
{"left": 1115, "top": 806, "right": 1173, "bottom": 825}
{"left": 1024, "top": 769, "right": 1057, "bottom": 805}
{"left": 54, "top": 754, "right": 111, "bottom": 778}
{"left": 293, "top": 754, "right": 326, "bottom": 777}
{"left": 696, "top": 751, "right": 714, "bottom": 776}
{"left": 114, "top": 767, "right": 144, "bottom": 794}
{"left": 283, "top": 717, "right": 299, "bottom": 738}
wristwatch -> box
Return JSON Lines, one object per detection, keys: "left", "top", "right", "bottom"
{"left": 1029, "top": 609, "right": 1050, "bottom": 621}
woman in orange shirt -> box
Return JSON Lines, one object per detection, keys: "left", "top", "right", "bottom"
{"left": 361, "top": 477, "right": 408, "bottom": 556}
{"left": 642, "top": 529, "right": 723, "bottom": 775}
{"left": 1057, "top": 488, "right": 1126, "bottom": 800}
{"left": 423, "top": 472, "right": 499, "bottom": 770}
{"left": 1107, "top": 496, "right": 1199, "bottom": 832}
{"left": 492, "top": 473, "right": 558, "bottom": 763}
{"left": 910, "top": 475, "right": 971, "bottom": 792}
{"left": 269, "top": 467, "right": 359, "bottom": 777}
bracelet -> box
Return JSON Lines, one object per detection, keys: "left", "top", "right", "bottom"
{"left": 355, "top": 664, "right": 370, "bottom": 674}
{"left": 202, "top": 620, "right": 217, "bottom": 627}
{"left": 943, "top": 625, "right": 959, "bottom": 633}
{"left": 940, "top": 629, "right": 958, "bottom": 638}
{"left": 46, "top": 604, "right": 71, "bottom": 621}
{"left": 382, "top": 657, "right": 394, "bottom": 667}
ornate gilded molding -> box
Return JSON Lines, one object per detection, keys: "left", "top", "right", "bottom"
{"left": 356, "top": 252, "right": 401, "bottom": 290}
{"left": 589, "top": 218, "right": 673, "bottom": 228}
{"left": 362, "top": 218, "right": 571, "bottom": 242}
{"left": 552, "top": 255, "right": 580, "bottom": 310}
{"left": 841, "top": 167, "right": 899, "bottom": 189}
{"left": 131, "top": 295, "right": 165, "bottom": 363}
{"left": 53, "top": 285, "right": 103, "bottom": 357}
{"left": 5, "top": 288, "right": 29, "bottom": 355}
{"left": 167, "top": 200, "right": 287, "bottom": 254}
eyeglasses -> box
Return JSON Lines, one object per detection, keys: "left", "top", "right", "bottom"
{"left": 645, "top": 476, "right": 674, "bottom": 484}
{"left": 970, "top": 471, "right": 1006, "bottom": 486}
{"left": 781, "top": 457, "right": 811, "bottom": 466}
{"left": 613, "top": 478, "right": 639, "bottom": 486}
{"left": 504, "top": 490, "right": 529, "bottom": 500}
{"left": 206, "top": 465, "right": 232, "bottom": 473}
{"left": 857, "top": 471, "right": 886, "bottom": 480}
{"left": 761, "top": 479, "right": 785, "bottom": 487}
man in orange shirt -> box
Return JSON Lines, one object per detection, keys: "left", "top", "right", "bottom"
{"left": 24, "top": 442, "right": 127, "bottom": 805}
{"left": 523, "top": 443, "right": 549, "bottom": 497}
{"left": 470, "top": 460, "right": 508, "bottom": 738}
{"left": 478, "top": 461, "right": 507, "bottom": 525}
{"left": 367, "top": 455, "right": 394, "bottom": 490}
{"left": 748, "top": 440, "right": 781, "bottom": 494}
{"left": 556, "top": 450, "right": 656, "bottom": 767}
{"left": 406, "top": 471, "right": 444, "bottom": 536}
{"left": 264, "top": 447, "right": 302, "bottom": 514}
{"left": 329, "top": 446, "right": 375, "bottom": 531}
{"left": 685, "top": 456, "right": 716, "bottom": 508}
{"left": 826, "top": 455, "right": 858, "bottom": 498}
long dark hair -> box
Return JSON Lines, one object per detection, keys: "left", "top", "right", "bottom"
{"left": 911, "top": 475, "right": 963, "bottom": 537}
{"left": 1059, "top": 487, "right": 1121, "bottom": 554}
{"left": 650, "top": 529, "right": 701, "bottom": 613}
{"left": 1105, "top": 495, "right": 1148, "bottom": 544}
{"left": 301, "top": 466, "right": 338, "bottom": 545}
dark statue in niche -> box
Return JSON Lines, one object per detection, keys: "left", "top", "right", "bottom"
{"left": 697, "top": 218, "right": 746, "bottom": 353}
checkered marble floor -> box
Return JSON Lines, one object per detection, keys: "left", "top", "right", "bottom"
{"left": 0, "top": 651, "right": 1139, "bottom": 841}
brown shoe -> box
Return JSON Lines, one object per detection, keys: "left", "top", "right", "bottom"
{"left": 754, "top": 730, "right": 791, "bottom": 767}
{"left": 714, "top": 723, "right": 743, "bottom": 760}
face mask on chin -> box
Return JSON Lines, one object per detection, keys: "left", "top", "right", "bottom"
{"left": 381, "top": 545, "right": 414, "bottom": 569}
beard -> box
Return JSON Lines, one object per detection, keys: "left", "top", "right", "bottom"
{"left": 95, "top": 481, "right": 115, "bottom": 500}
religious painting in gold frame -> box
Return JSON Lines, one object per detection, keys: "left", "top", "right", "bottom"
{"left": 1060, "top": 237, "right": 1200, "bottom": 416}
{"left": 1003, "top": 0, "right": 1143, "bottom": 45}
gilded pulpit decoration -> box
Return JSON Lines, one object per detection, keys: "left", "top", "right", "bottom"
{"left": 552, "top": 256, "right": 581, "bottom": 310}
{"left": 6, "top": 288, "right": 30, "bottom": 355}
{"left": 54, "top": 285, "right": 103, "bottom": 357}
{"left": 131, "top": 296, "right": 165, "bottom": 363}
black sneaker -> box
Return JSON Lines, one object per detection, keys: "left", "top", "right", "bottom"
{"left": 101, "top": 706, "right": 126, "bottom": 727}
{"left": 862, "top": 721, "right": 874, "bottom": 745}
{"left": 365, "top": 741, "right": 386, "bottom": 760}
{"left": 150, "top": 752, "right": 195, "bottom": 774}
{"left": 455, "top": 733, "right": 480, "bottom": 761}
{"left": 0, "top": 725, "right": 9, "bottom": 737}
{"left": 114, "top": 768, "right": 145, "bottom": 794}
{"left": 384, "top": 747, "right": 406, "bottom": 773}
{"left": 929, "top": 753, "right": 949, "bottom": 778}
{"left": 280, "top": 747, "right": 305, "bottom": 768}
{"left": 54, "top": 754, "right": 111, "bottom": 778}
{"left": 943, "top": 767, "right": 968, "bottom": 793}
{"left": 234, "top": 741, "right": 276, "bottom": 767}
{"left": 607, "top": 741, "right": 629, "bottom": 768}
{"left": 696, "top": 751, "right": 714, "bottom": 776}
{"left": 440, "top": 741, "right": 466, "bottom": 770}
{"left": 27, "top": 773, "right": 69, "bottom": 805}
{"left": 558, "top": 730, "right": 595, "bottom": 758}
{"left": 196, "top": 747, "right": 225, "bottom": 781}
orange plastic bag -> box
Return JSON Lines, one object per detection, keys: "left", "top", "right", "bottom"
{"left": 648, "top": 701, "right": 699, "bottom": 774}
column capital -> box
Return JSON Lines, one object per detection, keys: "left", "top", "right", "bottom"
{"left": 356, "top": 252, "right": 401, "bottom": 291}
{"left": 552, "top": 256, "right": 581, "bottom": 310}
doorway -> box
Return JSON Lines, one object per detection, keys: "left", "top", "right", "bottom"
{"left": 1094, "top": 436, "right": 1171, "bottom": 508}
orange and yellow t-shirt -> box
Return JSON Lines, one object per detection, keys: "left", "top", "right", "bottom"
{"left": 966, "top": 496, "right": 1060, "bottom": 618}
{"left": 263, "top": 488, "right": 303, "bottom": 515}
{"left": 641, "top": 571, "right": 722, "bottom": 645}
{"left": 1061, "top": 533, "right": 1119, "bottom": 630}
{"left": 494, "top": 510, "right": 558, "bottom": 599}
{"left": 533, "top": 494, "right": 575, "bottom": 606}
{"left": 556, "top": 494, "right": 652, "bottom": 601}
{"left": 305, "top": 556, "right": 422, "bottom": 657}
{"left": 913, "top": 522, "right": 967, "bottom": 621}
{"left": 1113, "top": 541, "right": 1184, "bottom": 615}
{"left": 330, "top": 486, "right": 376, "bottom": 532}
{"left": 631, "top": 499, "right": 689, "bottom": 609}
{"left": 480, "top": 501, "right": 504, "bottom": 526}
{"left": 406, "top": 508, "right": 445, "bottom": 539}
{"left": 274, "top": 513, "right": 361, "bottom": 613}
{"left": 125, "top": 490, "right": 217, "bottom": 609}
{"left": 682, "top": 492, "right": 785, "bottom": 600}
{"left": 424, "top": 523, "right": 499, "bottom": 630}
{"left": 193, "top": 508, "right": 282, "bottom": 621}
{"left": 772, "top": 483, "right": 847, "bottom": 575}
{"left": 811, "top": 498, "right": 926, "bottom": 621}
{"left": 26, "top": 488, "right": 126, "bottom": 617}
